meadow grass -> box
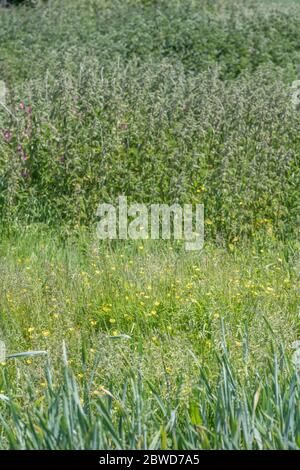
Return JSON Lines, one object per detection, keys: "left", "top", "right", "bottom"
{"left": 0, "top": 229, "right": 299, "bottom": 449}
{"left": 0, "top": 0, "right": 300, "bottom": 450}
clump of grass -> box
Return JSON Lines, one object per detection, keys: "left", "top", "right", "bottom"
{"left": 0, "top": 229, "right": 299, "bottom": 449}
{"left": 0, "top": 341, "right": 299, "bottom": 450}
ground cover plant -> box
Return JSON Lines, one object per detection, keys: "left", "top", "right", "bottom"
{"left": 0, "top": 0, "right": 300, "bottom": 450}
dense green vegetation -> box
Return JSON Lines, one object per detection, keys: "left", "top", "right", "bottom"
{"left": 0, "top": 0, "right": 299, "bottom": 450}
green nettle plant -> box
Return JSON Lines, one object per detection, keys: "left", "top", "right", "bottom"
{"left": 0, "top": 64, "right": 300, "bottom": 242}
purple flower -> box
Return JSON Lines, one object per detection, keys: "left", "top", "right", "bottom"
{"left": 2, "top": 130, "right": 12, "bottom": 142}
{"left": 21, "top": 169, "right": 29, "bottom": 178}
{"left": 17, "top": 144, "right": 29, "bottom": 160}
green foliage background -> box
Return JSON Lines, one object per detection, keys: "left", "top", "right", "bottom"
{"left": 1, "top": 1, "right": 300, "bottom": 450}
